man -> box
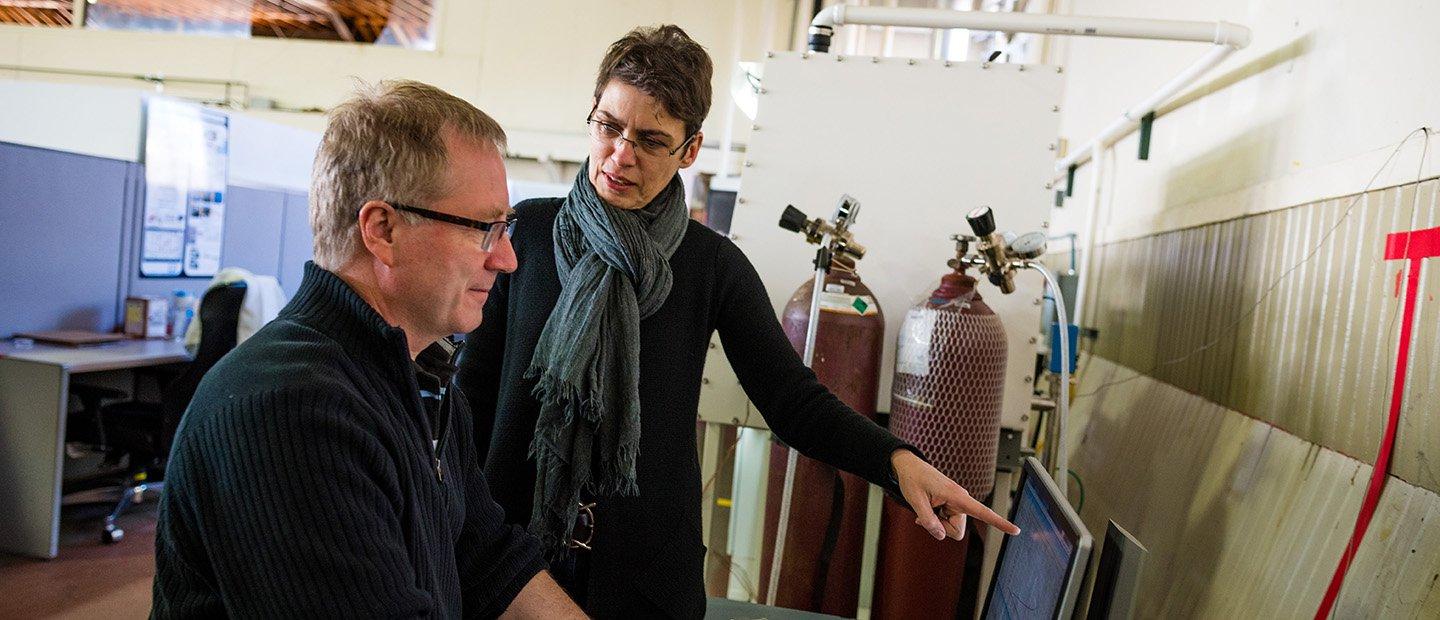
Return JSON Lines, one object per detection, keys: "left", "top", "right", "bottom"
{"left": 152, "top": 80, "right": 584, "bottom": 619}
{"left": 456, "top": 26, "right": 1018, "bottom": 618}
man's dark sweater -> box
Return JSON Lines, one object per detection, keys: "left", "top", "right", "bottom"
{"left": 152, "top": 263, "right": 547, "bottom": 618}
{"left": 455, "top": 198, "right": 912, "bottom": 618}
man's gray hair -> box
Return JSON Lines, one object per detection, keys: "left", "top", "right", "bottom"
{"left": 309, "top": 79, "right": 507, "bottom": 269}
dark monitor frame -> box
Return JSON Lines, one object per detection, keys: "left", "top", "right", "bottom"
{"left": 1084, "top": 521, "right": 1148, "bottom": 620}
{"left": 982, "top": 456, "right": 1093, "bottom": 619}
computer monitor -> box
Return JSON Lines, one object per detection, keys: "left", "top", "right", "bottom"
{"left": 982, "top": 457, "right": 1092, "bottom": 620}
{"left": 1084, "top": 521, "right": 1147, "bottom": 620}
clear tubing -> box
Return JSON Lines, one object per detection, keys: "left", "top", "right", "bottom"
{"left": 1026, "top": 261, "right": 1071, "bottom": 497}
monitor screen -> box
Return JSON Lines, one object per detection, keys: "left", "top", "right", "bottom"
{"left": 983, "top": 457, "right": 1092, "bottom": 620}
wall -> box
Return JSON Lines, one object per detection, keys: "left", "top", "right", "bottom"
{"left": 1070, "top": 179, "right": 1440, "bottom": 616}
{"left": 1068, "top": 354, "right": 1440, "bottom": 618}
{"left": 0, "top": 79, "right": 144, "bottom": 161}
{"left": 0, "top": 0, "right": 800, "bottom": 176}
{"left": 1051, "top": 0, "right": 1440, "bottom": 615}
{"left": 1052, "top": 0, "right": 1440, "bottom": 242}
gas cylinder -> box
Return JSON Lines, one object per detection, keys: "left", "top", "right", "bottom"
{"left": 872, "top": 266, "right": 1008, "bottom": 619}
{"left": 758, "top": 267, "right": 884, "bottom": 616}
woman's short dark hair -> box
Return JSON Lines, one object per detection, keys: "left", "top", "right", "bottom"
{"left": 594, "top": 24, "right": 713, "bottom": 138}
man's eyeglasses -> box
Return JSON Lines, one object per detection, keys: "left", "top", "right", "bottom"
{"left": 586, "top": 109, "right": 697, "bottom": 160}
{"left": 387, "top": 202, "right": 516, "bottom": 252}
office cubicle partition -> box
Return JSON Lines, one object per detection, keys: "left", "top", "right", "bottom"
{"left": 1, "top": 139, "right": 313, "bottom": 337}
{"left": 0, "top": 141, "right": 135, "bottom": 336}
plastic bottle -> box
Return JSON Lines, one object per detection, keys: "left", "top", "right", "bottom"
{"left": 169, "top": 290, "right": 196, "bottom": 339}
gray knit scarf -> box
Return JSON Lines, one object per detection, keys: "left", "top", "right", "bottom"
{"left": 525, "top": 161, "right": 688, "bottom": 556}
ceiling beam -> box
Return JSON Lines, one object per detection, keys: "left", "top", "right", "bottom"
{"left": 0, "top": 6, "right": 44, "bottom": 26}
{"left": 282, "top": 0, "right": 354, "bottom": 41}
{"left": 0, "top": 0, "right": 67, "bottom": 10}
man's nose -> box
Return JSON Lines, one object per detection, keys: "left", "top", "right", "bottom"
{"left": 486, "top": 233, "right": 518, "bottom": 273}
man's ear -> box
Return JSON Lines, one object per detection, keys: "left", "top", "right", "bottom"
{"left": 357, "top": 200, "right": 400, "bottom": 267}
{"left": 678, "top": 131, "right": 704, "bottom": 169}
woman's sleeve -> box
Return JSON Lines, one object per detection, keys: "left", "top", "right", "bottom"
{"left": 712, "top": 238, "right": 915, "bottom": 491}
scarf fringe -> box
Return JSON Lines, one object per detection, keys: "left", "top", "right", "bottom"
{"left": 590, "top": 440, "right": 640, "bottom": 497}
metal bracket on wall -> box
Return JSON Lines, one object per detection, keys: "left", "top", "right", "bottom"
{"left": 1138, "top": 111, "right": 1156, "bottom": 160}
{"left": 996, "top": 427, "right": 1031, "bottom": 473}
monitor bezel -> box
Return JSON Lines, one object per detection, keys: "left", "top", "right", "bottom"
{"left": 981, "top": 456, "right": 1093, "bottom": 619}
{"left": 1085, "top": 520, "right": 1148, "bottom": 620}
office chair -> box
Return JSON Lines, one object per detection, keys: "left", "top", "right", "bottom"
{"left": 65, "top": 281, "right": 248, "bottom": 543}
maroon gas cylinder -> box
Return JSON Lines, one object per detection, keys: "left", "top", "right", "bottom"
{"left": 757, "top": 268, "right": 884, "bottom": 616}
{"left": 872, "top": 267, "right": 1008, "bottom": 619}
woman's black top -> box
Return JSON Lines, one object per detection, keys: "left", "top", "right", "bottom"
{"left": 456, "top": 198, "right": 910, "bottom": 618}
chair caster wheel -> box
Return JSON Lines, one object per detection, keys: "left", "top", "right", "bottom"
{"left": 102, "top": 528, "right": 124, "bottom": 544}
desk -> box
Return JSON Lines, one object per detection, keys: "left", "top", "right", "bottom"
{"left": 0, "top": 339, "right": 191, "bottom": 558}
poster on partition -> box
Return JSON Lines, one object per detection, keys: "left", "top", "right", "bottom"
{"left": 140, "top": 98, "right": 229, "bottom": 277}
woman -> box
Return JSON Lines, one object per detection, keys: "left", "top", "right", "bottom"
{"left": 455, "top": 25, "right": 1017, "bottom": 618}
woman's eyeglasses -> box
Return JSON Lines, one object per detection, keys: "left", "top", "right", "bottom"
{"left": 586, "top": 111, "right": 697, "bottom": 160}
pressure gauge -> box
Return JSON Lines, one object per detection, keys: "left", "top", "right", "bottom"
{"left": 1010, "top": 231, "right": 1049, "bottom": 260}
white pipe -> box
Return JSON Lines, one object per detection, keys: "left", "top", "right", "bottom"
{"left": 811, "top": 5, "right": 1251, "bottom": 47}
{"left": 1052, "top": 43, "right": 1237, "bottom": 179}
{"left": 1071, "top": 142, "right": 1103, "bottom": 327}
{"left": 766, "top": 238, "right": 832, "bottom": 605}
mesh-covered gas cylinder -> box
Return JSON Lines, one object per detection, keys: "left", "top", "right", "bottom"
{"left": 872, "top": 267, "right": 1007, "bottom": 619}
{"left": 890, "top": 268, "right": 1007, "bottom": 496}
{"left": 758, "top": 269, "right": 883, "bottom": 617}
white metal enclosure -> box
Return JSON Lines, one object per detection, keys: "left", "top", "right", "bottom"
{"left": 714, "top": 51, "right": 1064, "bottom": 434}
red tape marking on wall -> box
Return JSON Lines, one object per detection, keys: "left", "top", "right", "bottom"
{"left": 1316, "top": 225, "right": 1440, "bottom": 619}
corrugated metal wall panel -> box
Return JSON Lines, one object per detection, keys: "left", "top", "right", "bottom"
{"left": 1068, "top": 355, "right": 1440, "bottom": 618}
{"left": 1081, "top": 178, "right": 1440, "bottom": 495}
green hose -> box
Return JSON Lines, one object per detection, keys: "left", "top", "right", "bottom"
{"left": 1067, "top": 469, "right": 1085, "bottom": 512}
